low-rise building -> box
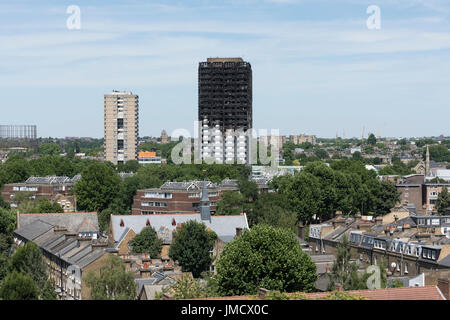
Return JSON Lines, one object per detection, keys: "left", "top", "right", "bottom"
{"left": 132, "top": 180, "right": 235, "bottom": 215}
{"left": 2, "top": 175, "right": 81, "bottom": 211}
{"left": 13, "top": 212, "right": 110, "bottom": 300}
{"left": 138, "top": 151, "right": 163, "bottom": 165}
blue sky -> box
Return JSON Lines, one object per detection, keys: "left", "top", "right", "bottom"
{"left": 0, "top": 0, "right": 449, "bottom": 138}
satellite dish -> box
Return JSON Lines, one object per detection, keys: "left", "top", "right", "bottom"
{"left": 391, "top": 262, "right": 397, "bottom": 269}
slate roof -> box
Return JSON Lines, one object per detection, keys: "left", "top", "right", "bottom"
{"left": 24, "top": 175, "right": 75, "bottom": 185}
{"left": 75, "top": 250, "right": 105, "bottom": 269}
{"left": 438, "top": 254, "right": 450, "bottom": 268}
{"left": 18, "top": 212, "right": 99, "bottom": 233}
{"left": 14, "top": 219, "right": 53, "bottom": 241}
{"left": 140, "top": 284, "right": 165, "bottom": 300}
{"left": 159, "top": 180, "right": 218, "bottom": 191}
{"left": 111, "top": 213, "right": 248, "bottom": 244}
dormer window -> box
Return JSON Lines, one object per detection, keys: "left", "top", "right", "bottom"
{"left": 431, "top": 251, "right": 436, "bottom": 260}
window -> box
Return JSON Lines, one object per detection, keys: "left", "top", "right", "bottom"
{"left": 405, "top": 262, "right": 409, "bottom": 274}
{"left": 189, "top": 193, "right": 200, "bottom": 198}
{"left": 397, "top": 261, "right": 400, "bottom": 272}
{"left": 432, "top": 251, "right": 436, "bottom": 260}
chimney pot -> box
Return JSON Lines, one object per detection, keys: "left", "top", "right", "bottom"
{"left": 258, "top": 288, "right": 269, "bottom": 299}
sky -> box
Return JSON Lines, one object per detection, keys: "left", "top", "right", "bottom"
{"left": 0, "top": 0, "right": 449, "bottom": 139}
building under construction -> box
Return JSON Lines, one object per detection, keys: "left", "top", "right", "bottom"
{"left": 0, "top": 125, "right": 37, "bottom": 139}
{"left": 198, "top": 57, "right": 252, "bottom": 132}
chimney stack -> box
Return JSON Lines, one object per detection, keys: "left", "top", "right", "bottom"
{"left": 235, "top": 227, "right": 243, "bottom": 237}
{"left": 375, "top": 216, "right": 383, "bottom": 226}
{"left": 335, "top": 283, "right": 343, "bottom": 292}
{"left": 258, "top": 288, "right": 269, "bottom": 299}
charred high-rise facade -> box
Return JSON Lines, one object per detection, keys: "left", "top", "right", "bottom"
{"left": 198, "top": 58, "right": 253, "bottom": 164}
{"left": 198, "top": 58, "right": 252, "bottom": 132}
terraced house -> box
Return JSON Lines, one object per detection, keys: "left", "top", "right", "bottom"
{"left": 307, "top": 206, "right": 450, "bottom": 285}
{"left": 12, "top": 212, "right": 111, "bottom": 300}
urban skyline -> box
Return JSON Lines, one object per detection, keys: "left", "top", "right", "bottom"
{"left": 1, "top": 1, "right": 449, "bottom": 138}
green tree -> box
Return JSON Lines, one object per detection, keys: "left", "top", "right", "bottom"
{"left": 0, "top": 195, "right": 10, "bottom": 209}
{"left": 428, "top": 145, "right": 450, "bottom": 163}
{"left": 367, "top": 133, "right": 377, "bottom": 146}
{"left": 85, "top": 254, "right": 137, "bottom": 300}
{"left": 216, "top": 191, "right": 246, "bottom": 215}
{"left": 169, "top": 220, "right": 217, "bottom": 278}
{"left": 73, "top": 163, "right": 121, "bottom": 212}
{"left": 436, "top": 186, "right": 450, "bottom": 215}
{"left": 352, "top": 151, "right": 363, "bottom": 161}
{"left": 160, "top": 274, "right": 219, "bottom": 299}
{"left": 314, "top": 148, "right": 329, "bottom": 159}
{"left": 98, "top": 208, "right": 112, "bottom": 233}
{"left": 237, "top": 178, "right": 259, "bottom": 202}
{"left": 38, "top": 143, "right": 61, "bottom": 156}
{"left": 25, "top": 197, "right": 64, "bottom": 213}
{"left": 249, "top": 193, "right": 297, "bottom": 233}
{"left": 215, "top": 225, "right": 317, "bottom": 296}
{"left": 130, "top": 226, "right": 163, "bottom": 256}
{"left": 0, "top": 271, "right": 39, "bottom": 300}
{"left": 40, "top": 280, "right": 57, "bottom": 300}
{"left": 0, "top": 208, "right": 16, "bottom": 260}
{"left": 8, "top": 242, "right": 47, "bottom": 291}
{"left": 328, "top": 236, "right": 369, "bottom": 291}
{"left": 0, "top": 156, "right": 30, "bottom": 185}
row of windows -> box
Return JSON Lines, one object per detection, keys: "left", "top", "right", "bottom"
{"left": 422, "top": 248, "right": 437, "bottom": 260}
{"left": 12, "top": 186, "right": 38, "bottom": 191}
{"left": 144, "top": 192, "right": 172, "bottom": 199}
{"left": 142, "top": 201, "right": 168, "bottom": 207}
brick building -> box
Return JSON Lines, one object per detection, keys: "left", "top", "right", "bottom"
{"left": 1, "top": 175, "right": 81, "bottom": 211}
{"left": 132, "top": 180, "right": 238, "bottom": 215}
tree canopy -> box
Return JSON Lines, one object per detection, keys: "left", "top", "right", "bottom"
{"left": 169, "top": 220, "right": 218, "bottom": 278}
{"left": 130, "top": 226, "right": 163, "bottom": 257}
{"left": 85, "top": 254, "right": 137, "bottom": 300}
{"left": 0, "top": 270, "right": 39, "bottom": 300}
{"left": 436, "top": 186, "right": 450, "bottom": 215}
{"left": 272, "top": 161, "right": 400, "bottom": 223}
{"left": 73, "top": 162, "right": 121, "bottom": 212}
{"left": 215, "top": 224, "right": 317, "bottom": 296}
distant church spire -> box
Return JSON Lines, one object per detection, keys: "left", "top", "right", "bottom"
{"left": 425, "top": 145, "right": 430, "bottom": 177}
